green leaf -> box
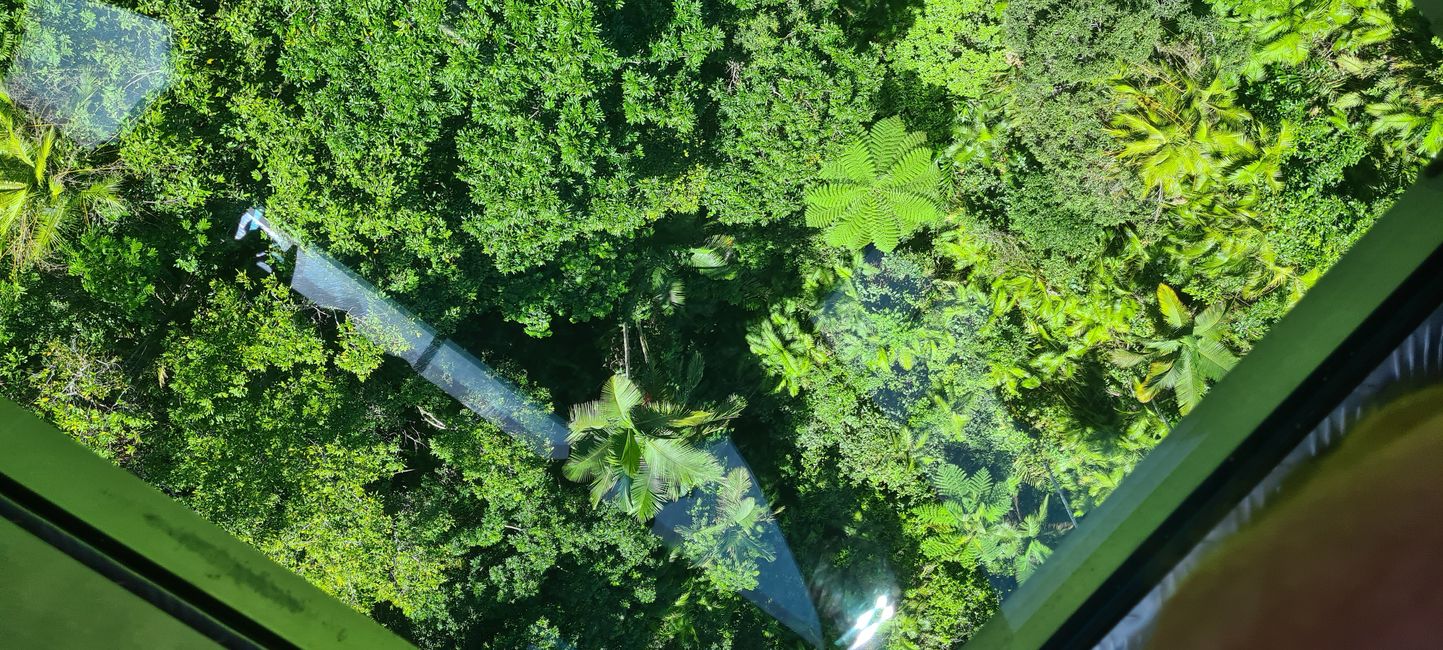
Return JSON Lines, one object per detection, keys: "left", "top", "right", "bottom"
{"left": 33, "top": 128, "right": 53, "bottom": 186}
{"left": 645, "top": 438, "right": 723, "bottom": 497}
{"left": 804, "top": 184, "right": 867, "bottom": 227}
{"left": 1193, "top": 303, "right": 1226, "bottom": 335}
{"left": 568, "top": 401, "right": 609, "bottom": 435}
{"left": 628, "top": 471, "right": 661, "bottom": 520}
{"left": 1195, "top": 337, "right": 1239, "bottom": 379}
{"left": 620, "top": 430, "right": 643, "bottom": 476}
{"left": 820, "top": 141, "right": 873, "bottom": 183}
{"left": 597, "top": 374, "right": 643, "bottom": 426}
{"left": 1109, "top": 348, "right": 1147, "bottom": 368}
{"left": 1156, "top": 283, "right": 1190, "bottom": 329}
{"left": 1174, "top": 352, "right": 1204, "bottom": 414}
{"left": 868, "top": 116, "right": 912, "bottom": 172}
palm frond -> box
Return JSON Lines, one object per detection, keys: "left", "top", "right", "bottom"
{"left": 1156, "top": 283, "right": 1191, "bottom": 330}
{"left": 645, "top": 438, "right": 723, "bottom": 499}
{"left": 569, "top": 401, "right": 610, "bottom": 436}
{"left": 597, "top": 374, "right": 643, "bottom": 425}
{"left": 1193, "top": 303, "right": 1226, "bottom": 334}
{"left": 1195, "top": 337, "right": 1239, "bottom": 379}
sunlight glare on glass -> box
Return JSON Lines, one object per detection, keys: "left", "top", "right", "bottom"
{"left": 836, "top": 594, "right": 895, "bottom": 650}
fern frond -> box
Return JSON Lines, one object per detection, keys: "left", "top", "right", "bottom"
{"left": 821, "top": 141, "right": 873, "bottom": 183}
{"left": 868, "top": 116, "right": 913, "bottom": 172}
{"left": 883, "top": 189, "right": 941, "bottom": 230}
{"left": 934, "top": 464, "right": 970, "bottom": 500}
{"left": 804, "top": 183, "right": 867, "bottom": 227}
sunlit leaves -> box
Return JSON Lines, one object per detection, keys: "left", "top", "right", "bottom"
{"left": 1108, "top": 62, "right": 1264, "bottom": 200}
{"left": 1367, "top": 95, "right": 1443, "bottom": 159}
{"left": 804, "top": 116, "right": 943, "bottom": 252}
{"left": 0, "top": 94, "right": 123, "bottom": 270}
{"left": 747, "top": 318, "right": 827, "bottom": 397}
{"left": 565, "top": 373, "right": 736, "bottom": 521}
{"left": 1156, "top": 283, "right": 1189, "bottom": 329}
{"left": 1118, "top": 284, "right": 1240, "bottom": 415}
{"left": 889, "top": 0, "right": 1009, "bottom": 100}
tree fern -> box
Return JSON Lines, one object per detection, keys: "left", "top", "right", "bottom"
{"left": 804, "top": 116, "right": 942, "bottom": 252}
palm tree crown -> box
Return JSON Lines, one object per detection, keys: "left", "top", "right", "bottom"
{"left": 1108, "top": 61, "right": 1256, "bottom": 200}
{"left": 1112, "top": 283, "right": 1240, "bottom": 415}
{"left": 0, "top": 91, "right": 122, "bottom": 271}
{"left": 564, "top": 373, "right": 743, "bottom": 521}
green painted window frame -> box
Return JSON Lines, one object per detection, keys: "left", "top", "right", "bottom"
{"left": 2, "top": 6, "right": 1442, "bottom": 643}
{"left": 0, "top": 398, "right": 412, "bottom": 649}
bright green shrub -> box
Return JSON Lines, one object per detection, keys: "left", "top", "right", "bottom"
{"left": 890, "top": 0, "right": 1010, "bottom": 101}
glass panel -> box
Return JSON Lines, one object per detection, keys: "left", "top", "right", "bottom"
{"left": 5, "top": 0, "right": 171, "bottom": 145}
{"left": 0, "top": 0, "right": 1438, "bottom": 646}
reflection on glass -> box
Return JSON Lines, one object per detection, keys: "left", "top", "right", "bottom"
{"left": 836, "top": 594, "right": 896, "bottom": 650}
{"left": 5, "top": 0, "right": 171, "bottom": 145}
{"left": 813, "top": 251, "right": 1076, "bottom": 596}
{"left": 421, "top": 340, "right": 570, "bottom": 459}
{"left": 292, "top": 247, "right": 440, "bottom": 368}
{"left": 1095, "top": 306, "right": 1443, "bottom": 648}
{"left": 655, "top": 439, "right": 822, "bottom": 647}
{"left": 237, "top": 210, "right": 822, "bottom": 645}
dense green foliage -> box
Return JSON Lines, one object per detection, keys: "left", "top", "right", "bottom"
{"left": 1, "top": 0, "right": 1439, "bottom": 646}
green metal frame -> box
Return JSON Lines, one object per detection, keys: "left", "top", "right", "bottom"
{"left": 966, "top": 164, "right": 1443, "bottom": 645}
{"left": 4, "top": 7, "right": 1443, "bottom": 646}
{"left": 5, "top": 161, "right": 1442, "bottom": 650}
{"left": 0, "top": 515, "right": 219, "bottom": 648}
{"left": 0, "top": 398, "right": 412, "bottom": 648}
